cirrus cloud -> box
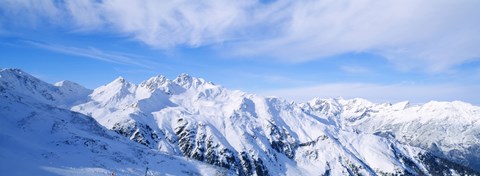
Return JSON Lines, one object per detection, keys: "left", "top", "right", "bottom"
{"left": 1, "top": 0, "right": 479, "bottom": 72}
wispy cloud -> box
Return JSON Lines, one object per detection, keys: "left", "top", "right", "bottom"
{"left": 1, "top": 0, "right": 479, "bottom": 72}
{"left": 25, "top": 40, "right": 157, "bottom": 69}
{"left": 261, "top": 83, "right": 480, "bottom": 104}
{"left": 229, "top": 0, "right": 480, "bottom": 72}
{"left": 64, "top": 0, "right": 255, "bottom": 47}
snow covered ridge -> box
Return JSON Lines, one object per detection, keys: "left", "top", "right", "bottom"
{"left": 1, "top": 68, "right": 479, "bottom": 175}
{"left": 306, "top": 97, "right": 480, "bottom": 171}
{"left": 0, "top": 68, "right": 228, "bottom": 176}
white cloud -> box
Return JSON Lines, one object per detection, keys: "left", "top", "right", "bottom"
{"left": 1, "top": 0, "right": 479, "bottom": 72}
{"left": 74, "top": 0, "right": 255, "bottom": 47}
{"left": 231, "top": 0, "right": 480, "bottom": 72}
{"left": 261, "top": 83, "right": 480, "bottom": 104}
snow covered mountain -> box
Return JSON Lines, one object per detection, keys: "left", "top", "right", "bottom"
{"left": 1, "top": 68, "right": 479, "bottom": 175}
{"left": 0, "top": 68, "right": 91, "bottom": 107}
{"left": 305, "top": 98, "right": 480, "bottom": 172}
{"left": 0, "top": 69, "right": 228, "bottom": 175}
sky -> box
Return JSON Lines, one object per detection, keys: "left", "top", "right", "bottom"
{"left": 1, "top": 0, "right": 480, "bottom": 104}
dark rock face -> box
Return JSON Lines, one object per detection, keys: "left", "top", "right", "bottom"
{"left": 112, "top": 122, "right": 159, "bottom": 148}
{"left": 111, "top": 116, "right": 480, "bottom": 176}
{"left": 108, "top": 116, "right": 274, "bottom": 175}
{"left": 239, "top": 151, "right": 254, "bottom": 175}
{"left": 107, "top": 115, "right": 480, "bottom": 176}
{"left": 418, "top": 152, "right": 480, "bottom": 176}
{"left": 268, "top": 123, "right": 296, "bottom": 159}
{"left": 171, "top": 117, "right": 278, "bottom": 175}
{"left": 253, "top": 158, "right": 269, "bottom": 176}
{"left": 389, "top": 144, "right": 423, "bottom": 175}
{"left": 101, "top": 99, "right": 480, "bottom": 176}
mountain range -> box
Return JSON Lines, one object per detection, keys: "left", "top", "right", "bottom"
{"left": 1, "top": 68, "right": 479, "bottom": 175}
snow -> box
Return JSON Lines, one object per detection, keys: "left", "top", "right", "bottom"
{"left": 1, "top": 68, "right": 479, "bottom": 175}
{"left": 69, "top": 72, "right": 446, "bottom": 174}
{"left": 0, "top": 68, "right": 90, "bottom": 105}
{"left": 0, "top": 69, "right": 229, "bottom": 176}
{"left": 307, "top": 97, "right": 480, "bottom": 171}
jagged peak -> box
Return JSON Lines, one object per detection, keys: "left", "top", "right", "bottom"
{"left": 309, "top": 97, "right": 339, "bottom": 104}
{"left": 95, "top": 76, "right": 135, "bottom": 93}
{"left": 305, "top": 98, "right": 342, "bottom": 115}
{"left": 139, "top": 75, "right": 171, "bottom": 92}
{"left": 177, "top": 73, "right": 190, "bottom": 79}
{"left": 148, "top": 75, "right": 167, "bottom": 82}
{"left": 142, "top": 75, "right": 168, "bottom": 85}
{"left": 173, "top": 73, "right": 213, "bottom": 88}
{"left": 307, "top": 98, "right": 343, "bottom": 111}
{"left": 103, "top": 76, "right": 134, "bottom": 88}
{"left": 90, "top": 76, "right": 136, "bottom": 104}
{"left": 113, "top": 76, "right": 127, "bottom": 83}
{"left": 174, "top": 73, "right": 193, "bottom": 84}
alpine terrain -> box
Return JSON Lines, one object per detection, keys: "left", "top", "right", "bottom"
{"left": 1, "top": 68, "right": 479, "bottom": 176}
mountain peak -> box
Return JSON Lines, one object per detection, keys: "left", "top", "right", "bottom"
{"left": 102, "top": 76, "right": 134, "bottom": 89}
{"left": 145, "top": 75, "right": 167, "bottom": 84}
{"left": 114, "top": 76, "right": 126, "bottom": 83}
{"left": 391, "top": 100, "right": 410, "bottom": 110}
{"left": 0, "top": 68, "right": 34, "bottom": 80}
{"left": 0, "top": 68, "right": 92, "bottom": 106}
{"left": 140, "top": 75, "right": 169, "bottom": 91}
{"left": 3, "top": 69, "right": 480, "bottom": 175}
{"left": 174, "top": 73, "right": 212, "bottom": 88}
{"left": 54, "top": 80, "right": 83, "bottom": 88}
{"left": 174, "top": 73, "right": 192, "bottom": 84}
{"left": 177, "top": 73, "right": 190, "bottom": 78}
{"left": 102, "top": 76, "right": 133, "bottom": 88}
{"left": 54, "top": 80, "right": 91, "bottom": 94}
{"left": 0, "top": 68, "right": 45, "bottom": 91}
{"left": 1, "top": 68, "right": 23, "bottom": 74}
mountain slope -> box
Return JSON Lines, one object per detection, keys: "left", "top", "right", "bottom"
{"left": 0, "top": 68, "right": 91, "bottom": 107}
{"left": 306, "top": 97, "right": 480, "bottom": 172}
{"left": 70, "top": 72, "right": 479, "bottom": 175}
{"left": 1, "top": 68, "right": 478, "bottom": 175}
{"left": 0, "top": 68, "right": 228, "bottom": 176}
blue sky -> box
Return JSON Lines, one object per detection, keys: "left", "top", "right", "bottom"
{"left": 1, "top": 0, "right": 480, "bottom": 104}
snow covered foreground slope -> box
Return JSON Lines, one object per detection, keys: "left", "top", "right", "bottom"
{"left": 1, "top": 68, "right": 479, "bottom": 175}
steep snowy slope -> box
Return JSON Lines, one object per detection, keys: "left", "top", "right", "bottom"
{"left": 0, "top": 69, "right": 228, "bottom": 176}
{"left": 307, "top": 97, "right": 480, "bottom": 172}
{"left": 70, "top": 72, "right": 479, "bottom": 175}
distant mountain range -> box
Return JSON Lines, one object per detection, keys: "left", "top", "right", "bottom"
{"left": 1, "top": 68, "right": 479, "bottom": 175}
